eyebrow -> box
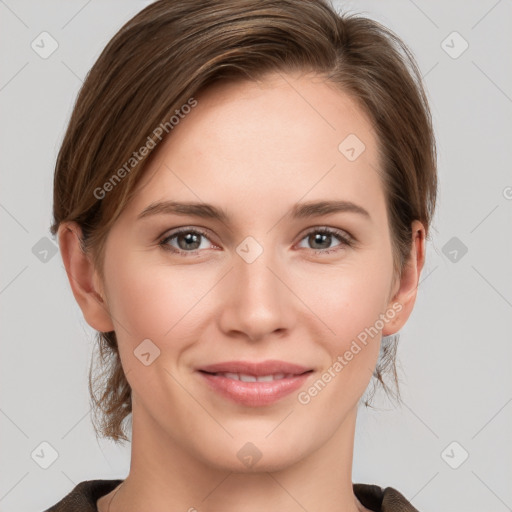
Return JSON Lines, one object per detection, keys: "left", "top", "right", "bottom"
{"left": 137, "top": 199, "right": 371, "bottom": 222}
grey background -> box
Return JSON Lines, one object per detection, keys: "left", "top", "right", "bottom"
{"left": 1, "top": 1, "right": 511, "bottom": 511}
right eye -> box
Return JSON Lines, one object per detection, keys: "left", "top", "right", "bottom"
{"left": 159, "top": 227, "right": 216, "bottom": 256}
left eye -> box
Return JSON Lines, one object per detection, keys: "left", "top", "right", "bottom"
{"left": 159, "top": 227, "right": 353, "bottom": 256}
{"left": 296, "top": 228, "right": 353, "bottom": 253}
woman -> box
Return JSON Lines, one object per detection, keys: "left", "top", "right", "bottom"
{"left": 45, "top": 0, "right": 437, "bottom": 510}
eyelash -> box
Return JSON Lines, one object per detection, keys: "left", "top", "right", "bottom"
{"left": 158, "top": 226, "right": 354, "bottom": 257}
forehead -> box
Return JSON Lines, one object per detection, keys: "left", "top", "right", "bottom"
{"left": 125, "top": 72, "right": 385, "bottom": 226}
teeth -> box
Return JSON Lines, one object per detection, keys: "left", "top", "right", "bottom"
{"left": 256, "top": 375, "right": 274, "bottom": 382}
{"left": 216, "top": 372, "right": 290, "bottom": 381}
{"left": 240, "top": 374, "right": 257, "bottom": 382}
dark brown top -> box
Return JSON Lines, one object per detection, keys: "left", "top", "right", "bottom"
{"left": 43, "top": 479, "right": 419, "bottom": 511}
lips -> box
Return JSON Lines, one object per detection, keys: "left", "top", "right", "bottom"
{"left": 196, "top": 360, "right": 313, "bottom": 407}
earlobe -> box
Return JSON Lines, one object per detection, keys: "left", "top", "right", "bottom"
{"left": 382, "top": 220, "right": 426, "bottom": 336}
{"left": 57, "top": 222, "right": 115, "bottom": 333}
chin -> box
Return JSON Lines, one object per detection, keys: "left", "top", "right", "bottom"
{"left": 197, "top": 435, "right": 310, "bottom": 474}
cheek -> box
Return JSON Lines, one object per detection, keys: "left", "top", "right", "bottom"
{"left": 297, "top": 252, "right": 393, "bottom": 380}
{"left": 299, "top": 255, "right": 393, "bottom": 338}
{"left": 103, "top": 250, "right": 220, "bottom": 353}
{"left": 102, "top": 256, "right": 212, "bottom": 395}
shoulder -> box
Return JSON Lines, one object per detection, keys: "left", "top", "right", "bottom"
{"left": 43, "top": 479, "right": 418, "bottom": 512}
{"left": 353, "top": 483, "right": 420, "bottom": 512}
{"left": 43, "top": 479, "right": 123, "bottom": 512}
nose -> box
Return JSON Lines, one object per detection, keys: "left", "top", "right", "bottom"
{"left": 216, "top": 241, "right": 295, "bottom": 343}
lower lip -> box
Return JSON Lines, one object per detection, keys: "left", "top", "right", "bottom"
{"left": 198, "top": 371, "right": 312, "bottom": 406}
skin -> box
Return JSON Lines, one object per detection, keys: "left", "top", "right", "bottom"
{"left": 59, "top": 71, "right": 425, "bottom": 512}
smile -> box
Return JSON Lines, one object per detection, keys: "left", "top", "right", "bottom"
{"left": 197, "top": 367, "right": 313, "bottom": 407}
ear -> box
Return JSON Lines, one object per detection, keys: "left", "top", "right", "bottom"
{"left": 57, "top": 221, "right": 115, "bottom": 333}
{"left": 382, "top": 220, "right": 426, "bottom": 336}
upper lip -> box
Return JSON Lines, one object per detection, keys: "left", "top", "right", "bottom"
{"left": 198, "top": 360, "right": 312, "bottom": 376}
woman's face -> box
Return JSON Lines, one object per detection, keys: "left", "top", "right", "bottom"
{"left": 96, "top": 71, "right": 406, "bottom": 471}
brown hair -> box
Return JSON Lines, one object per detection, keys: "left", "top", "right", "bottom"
{"left": 50, "top": 0, "right": 437, "bottom": 443}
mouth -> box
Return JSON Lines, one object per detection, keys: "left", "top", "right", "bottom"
{"left": 196, "top": 360, "right": 314, "bottom": 406}
{"left": 199, "top": 371, "right": 308, "bottom": 382}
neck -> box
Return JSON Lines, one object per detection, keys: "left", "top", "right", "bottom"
{"left": 102, "top": 400, "right": 367, "bottom": 512}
